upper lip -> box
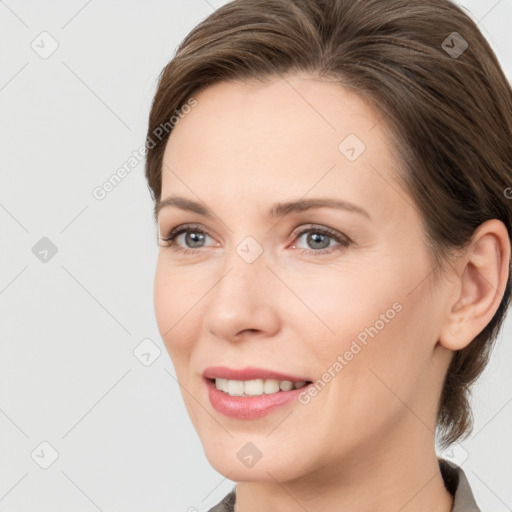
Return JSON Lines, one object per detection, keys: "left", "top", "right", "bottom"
{"left": 202, "top": 366, "right": 311, "bottom": 383}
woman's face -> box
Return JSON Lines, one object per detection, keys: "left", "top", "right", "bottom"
{"left": 153, "top": 74, "right": 453, "bottom": 482}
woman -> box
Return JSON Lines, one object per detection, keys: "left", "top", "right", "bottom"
{"left": 144, "top": 0, "right": 512, "bottom": 510}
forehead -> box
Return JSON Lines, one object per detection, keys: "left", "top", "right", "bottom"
{"left": 165, "top": 74, "right": 386, "bottom": 157}
{"left": 160, "top": 74, "right": 408, "bottom": 223}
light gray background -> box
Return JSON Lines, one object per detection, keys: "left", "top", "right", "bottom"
{"left": 1, "top": 1, "right": 511, "bottom": 510}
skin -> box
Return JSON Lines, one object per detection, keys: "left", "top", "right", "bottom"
{"left": 153, "top": 74, "right": 510, "bottom": 512}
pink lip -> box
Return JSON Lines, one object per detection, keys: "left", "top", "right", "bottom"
{"left": 202, "top": 366, "right": 313, "bottom": 419}
{"left": 204, "top": 378, "right": 313, "bottom": 419}
{"left": 202, "top": 366, "right": 310, "bottom": 382}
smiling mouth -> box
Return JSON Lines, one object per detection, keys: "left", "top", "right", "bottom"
{"left": 208, "top": 377, "right": 313, "bottom": 397}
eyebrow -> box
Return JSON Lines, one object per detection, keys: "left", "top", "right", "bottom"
{"left": 155, "top": 195, "right": 371, "bottom": 221}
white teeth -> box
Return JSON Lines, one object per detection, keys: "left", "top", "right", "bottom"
{"left": 263, "top": 379, "right": 280, "bottom": 394}
{"left": 227, "top": 379, "right": 244, "bottom": 396}
{"left": 245, "top": 379, "right": 266, "bottom": 396}
{"left": 214, "top": 378, "right": 309, "bottom": 397}
{"left": 279, "top": 380, "right": 294, "bottom": 391}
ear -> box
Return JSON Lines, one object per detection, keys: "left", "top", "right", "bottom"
{"left": 439, "top": 219, "right": 511, "bottom": 351}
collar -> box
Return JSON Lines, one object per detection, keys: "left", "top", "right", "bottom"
{"left": 439, "top": 458, "right": 481, "bottom": 511}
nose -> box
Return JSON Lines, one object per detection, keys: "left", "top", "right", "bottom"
{"left": 202, "top": 244, "right": 281, "bottom": 342}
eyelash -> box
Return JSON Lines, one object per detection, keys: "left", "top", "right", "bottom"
{"left": 159, "top": 223, "right": 351, "bottom": 256}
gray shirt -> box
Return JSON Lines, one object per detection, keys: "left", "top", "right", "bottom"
{"left": 208, "top": 458, "right": 481, "bottom": 511}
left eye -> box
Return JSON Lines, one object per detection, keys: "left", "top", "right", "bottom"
{"left": 291, "top": 227, "right": 350, "bottom": 254}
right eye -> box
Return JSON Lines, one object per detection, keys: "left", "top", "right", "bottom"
{"left": 159, "top": 224, "right": 217, "bottom": 254}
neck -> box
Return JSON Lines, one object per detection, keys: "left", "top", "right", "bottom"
{"left": 233, "top": 422, "right": 454, "bottom": 512}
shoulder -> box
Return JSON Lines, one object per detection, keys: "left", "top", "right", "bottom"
{"left": 438, "top": 458, "right": 482, "bottom": 512}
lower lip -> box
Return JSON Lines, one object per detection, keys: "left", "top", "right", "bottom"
{"left": 206, "top": 378, "right": 312, "bottom": 419}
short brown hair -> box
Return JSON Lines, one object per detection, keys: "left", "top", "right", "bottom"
{"left": 144, "top": 0, "right": 512, "bottom": 448}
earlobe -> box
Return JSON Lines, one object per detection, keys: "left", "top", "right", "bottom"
{"left": 438, "top": 219, "right": 511, "bottom": 352}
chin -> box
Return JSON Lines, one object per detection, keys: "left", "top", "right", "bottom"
{"left": 202, "top": 439, "right": 306, "bottom": 482}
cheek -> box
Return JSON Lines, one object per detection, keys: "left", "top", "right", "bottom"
{"left": 323, "top": 275, "right": 439, "bottom": 423}
{"left": 153, "top": 259, "right": 199, "bottom": 357}
{"left": 282, "top": 260, "right": 400, "bottom": 353}
{"left": 294, "top": 253, "right": 435, "bottom": 387}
